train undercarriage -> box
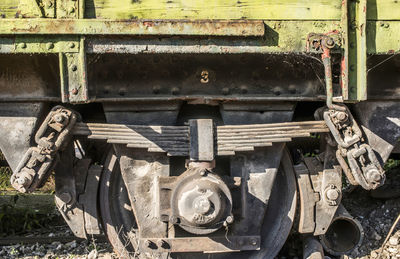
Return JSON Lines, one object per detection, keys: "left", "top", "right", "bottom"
{"left": 1, "top": 0, "right": 400, "bottom": 258}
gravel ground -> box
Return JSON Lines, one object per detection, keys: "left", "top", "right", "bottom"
{"left": 1, "top": 168, "right": 399, "bottom": 259}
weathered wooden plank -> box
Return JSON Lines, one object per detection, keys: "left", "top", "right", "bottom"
{"left": 0, "top": 19, "right": 265, "bottom": 36}
{"left": 1, "top": 0, "right": 399, "bottom": 20}
{"left": 87, "top": 0, "right": 342, "bottom": 20}
{"left": 1, "top": 0, "right": 342, "bottom": 20}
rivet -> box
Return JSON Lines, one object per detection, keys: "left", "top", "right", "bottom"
{"left": 171, "top": 87, "right": 180, "bottom": 95}
{"left": 273, "top": 87, "right": 282, "bottom": 96}
{"left": 71, "top": 88, "right": 78, "bottom": 95}
{"left": 19, "top": 42, "right": 27, "bottom": 49}
{"left": 152, "top": 85, "right": 161, "bottom": 94}
{"left": 69, "top": 42, "right": 75, "bottom": 48}
{"left": 46, "top": 42, "right": 54, "bottom": 50}
{"left": 222, "top": 87, "right": 230, "bottom": 95}
{"left": 384, "top": 23, "right": 390, "bottom": 28}
{"left": 71, "top": 65, "right": 78, "bottom": 72}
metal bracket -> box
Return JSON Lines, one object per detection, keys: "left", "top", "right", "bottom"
{"left": 57, "top": 0, "right": 87, "bottom": 103}
{"left": 136, "top": 236, "right": 260, "bottom": 253}
{"left": 59, "top": 37, "right": 88, "bottom": 103}
{"left": 189, "top": 119, "right": 214, "bottom": 161}
{"left": 296, "top": 157, "right": 342, "bottom": 236}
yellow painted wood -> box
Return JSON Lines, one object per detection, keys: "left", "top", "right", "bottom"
{"left": 2, "top": 0, "right": 399, "bottom": 20}
{"left": 367, "top": 0, "right": 400, "bottom": 20}
{"left": 86, "top": 0, "right": 342, "bottom": 20}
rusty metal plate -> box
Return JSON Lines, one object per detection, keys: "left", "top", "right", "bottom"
{"left": 137, "top": 236, "right": 260, "bottom": 253}
{"left": 0, "top": 19, "right": 265, "bottom": 36}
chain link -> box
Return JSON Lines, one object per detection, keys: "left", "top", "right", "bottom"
{"left": 323, "top": 105, "right": 385, "bottom": 190}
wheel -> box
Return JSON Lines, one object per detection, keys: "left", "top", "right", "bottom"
{"left": 99, "top": 148, "right": 297, "bottom": 258}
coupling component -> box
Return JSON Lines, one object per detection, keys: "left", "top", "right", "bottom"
{"left": 11, "top": 106, "right": 78, "bottom": 193}
{"left": 322, "top": 105, "right": 385, "bottom": 190}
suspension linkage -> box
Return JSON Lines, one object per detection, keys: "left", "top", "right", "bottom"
{"left": 10, "top": 106, "right": 78, "bottom": 193}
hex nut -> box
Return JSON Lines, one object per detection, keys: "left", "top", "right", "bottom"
{"left": 225, "top": 215, "right": 234, "bottom": 224}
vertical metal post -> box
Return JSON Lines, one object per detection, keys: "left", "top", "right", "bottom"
{"left": 344, "top": 0, "right": 367, "bottom": 101}
{"left": 58, "top": 0, "right": 88, "bottom": 103}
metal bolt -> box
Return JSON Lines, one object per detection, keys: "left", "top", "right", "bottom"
{"left": 16, "top": 176, "right": 27, "bottom": 186}
{"left": 152, "top": 85, "right": 161, "bottom": 94}
{"left": 71, "top": 65, "right": 78, "bottom": 72}
{"left": 366, "top": 168, "right": 382, "bottom": 183}
{"left": 59, "top": 191, "right": 72, "bottom": 204}
{"left": 326, "top": 38, "right": 335, "bottom": 48}
{"left": 326, "top": 188, "right": 340, "bottom": 201}
{"left": 226, "top": 215, "right": 234, "bottom": 224}
{"left": 288, "top": 85, "right": 296, "bottom": 94}
{"left": 69, "top": 42, "right": 75, "bottom": 48}
{"left": 250, "top": 238, "right": 258, "bottom": 246}
{"left": 200, "top": 169, "right": 207, "bottom": 176}
{"left": 19, "top": 42, "right": 27, "bottom": 49}
{"left": 53, "top": 114, "right": 65, "bottom": 123}
{"left": 336, "top": 111, "right": 347, "bottom": 122}
{"left": 169, "top": 216, "right": 179, "bottom": 224}
{"left": 71, "top": 88, "right": 79, "bottom": 95}
{"left": 384, "top": 23, "right": 390, "bottom": 28}
{"left": 273, "top": 87, "right": 282, "bottom": 96}
{"left": 222, "top": 87, "right": 230, "bottom": 95}
{"left": 193, "top": 196, "right": 211, "bottom": 215}
{"left": 171, "top": 87, "right": 180, "bottom": 95}
{"left": 46, "top": 42, "right": 54, "bottom": 50}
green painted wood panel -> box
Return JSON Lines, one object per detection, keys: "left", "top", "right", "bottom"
{"left": 1, "top": 0, "right": 398, "bottom": 20}
{"left": 86, "top": 0, "right": 342, "bottom": 20}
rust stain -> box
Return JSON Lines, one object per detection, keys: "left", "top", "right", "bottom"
{"left": 11, "top": 25, "right": 39, "bottom": 33}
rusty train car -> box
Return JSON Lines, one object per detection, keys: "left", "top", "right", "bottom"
{"left": 0, "top": 0, "right": 400, "bottom": 258}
